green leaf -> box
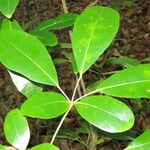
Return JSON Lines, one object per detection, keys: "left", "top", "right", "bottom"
{"left": 33, "top": 13, "right": 78, "bottom": 32}
{"left": 72, "top": 6, "right": 120, "bottom": 74}
{"left": 4, "top": 109, "right": 30, "bottom": 150}
{"left": 108, "top": 56, "right": 140, "bottom": 68}
{"left": 75, "top": 96, "right": 134, "bottom": 133}
{"left": 0, "top": 144, "right": 6, "bottom": 150}
{"left": 125, "top": 129, "right": 150, "bottom": 150}
{"left": 31, "top": 143, "right": 59, "bottom": 150}
{"left": 0, "top": 30, "right": 58, "bottom": 86}
{"left": 0, "top": 0, "right": 20, "bottom": 18}
{"left": 1, "top": 19, "right": 23, "bottom": 31}
{"left": 31, "top": 30, "right": 58, "bottom": 46}
{"left": 97, "top": 64, "right": 150, "bottom": 98}
{"left": 9, "top": 71, "right": 43, "bottom": 98}
{"left": 21, "top": 92, "right": 70, "bottom": 119}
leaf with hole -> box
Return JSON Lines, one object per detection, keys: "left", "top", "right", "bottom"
{"left": 0, "top": 0, "right": 20, "bottom": 18}
{"left": 96, "top": 64, "right": 150, "bottom": 98}
{"left": 0, "top": 30, "right": 58, "bottom": 86}
{"left": 4, "top": 109, "right": 30, "bottom": 150}
{"left": 31, "top": 143, "right": 59, "bottom": 150}
{"left": 75, "top": 96, "right": 134, "bottom": 133}
{"left": 33, "top": 13, "right": 78, "bottom": 32}
{"left": 21, "top": 92, "right": 70, "bottom": 119}
{"left": 31, "top": 30, "right": 58, "bottom": 46}
{"left": 72, "top": 6, "right": 120, "bottom": 74}
{"left": 125, "top": 129, "right": 150, "bottom": 150}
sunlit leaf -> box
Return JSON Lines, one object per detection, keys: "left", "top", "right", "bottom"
{"left": 4, "top": 109, "right": 30, "bottom": 150}
{"left": 21, "top": 92, "right": 70, "bottom": 119}
{"left": 125, "top": 129, "right": 150, "bottom": 150}
{"left": 0, "top": 30, "right": 58, "bottom": 86}
{"left": 72, "top": 6, "right": 119, "bottom": 74}
{"left": 96, "top": 64, "right": 150, "bottom": 98}
{"left": 33, "top": 13, "right": 78, "bottom": 32}
{"left": 0, "top": 144, "right": 6, "bottom": 150}
{"left": 0, "top": 0, "right": 20, "bottom": 18}
{"left": 31, "top": 143, "right": 59, "bottom": 150}
{"left": 75, "top": 96, "right": 134, "bottom": 133}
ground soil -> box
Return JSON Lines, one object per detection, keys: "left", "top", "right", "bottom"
{"left": 0, "top": 0, "right": 150, "bottom": 150}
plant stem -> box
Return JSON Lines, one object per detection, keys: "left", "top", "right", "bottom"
{"left": 50, "top": 104, "right": 73, "bottom": 144}
{"left": 76, "top": 75, "right": 82, "bottom": 97}
{"left": 71, "top": 74, "right": 82, "bottom": 101}
{"left": 61, "top": 0, "right": 68, "bottom": 13}
{"left": 74, "top": 89, "right": 99, "bottom": 103}
{"left": 57, "top": 86, "right": 70, "bottom": 101}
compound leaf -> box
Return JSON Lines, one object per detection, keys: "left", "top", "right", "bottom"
{"left": 21, "top": 92, "right": 70, "bottom": 119}
{"left": 0, "top": 30, "right": 58, "bottom": 86}
{"left": 72, "top": 6, "right": 119, "bottom": 74}
{"left": 75, "top": 96, "right": 134, "bottom": 133}
{"left": 0, "top": 0, "right": 20, "bottom": 18}
{"left": 125, "top": 129, "right": 150, "bottom": 150}
{"left": 4, "top": 109, "right": 30, "bottom": 150}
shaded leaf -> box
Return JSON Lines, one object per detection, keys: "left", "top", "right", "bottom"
{"left": 1, "top": 19, "right": 23, "bottom": 31}
{"left": 4, "top": 109, "right": 30, "bottom": 150}
{"left": 0, "top": 30, "right": 58, "bottom": 86}
{"left": 72, "top": 6, "right": 120, "bottom": 74}
{"left": 107, "top": 56, "right": 140, "bottom": 68}
{"left": 31, "top": 30, "right": 58, "bottom": 46}
{"left": 75, "top": 96, "right": 134, "bottom": 133}
{"left": 21, "top": 92, "right": 70, "bottom": 119}
{"left": 9, "top": 71, "right": 42, "bottom": 98}
{"left": 125, "top": 129, "right": 150, "bottom": 150}
{"left": 33, "top": 13, "right": 78, "bottom": 32}
{"left": 0, "top": 0, "right": 20, "bottom": 18}
{"left": 31, "top": 143, "right": 59, "bottom": 150}
{"left": 97, "top": 64, "right": 150, "bottom": 98}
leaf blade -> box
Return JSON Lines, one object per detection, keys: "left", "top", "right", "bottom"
{"left": 126, "top": 129, "right": 150, "bottom": 150}
{"left": 0, "top": 30, "right": 58, "bottom": 86}
{"left": 97, "top": 64, "right": 150, "bottom": 98}
{"left": 75, "top": 96, "right": 134, "bottom": 133}
{"left": 31, "top": 143, "right": 59, "bottom": 150}
{"left": 72, "top": 6, "right": 120, "bottom": 74}
{"left": 0, "top": 0, "right": 20, "bottom": 18}
{"left": 4, "top": 109, "right": 30, "bottom": 150}
{"left": 21, "top": 92, "right": 70, "bottom": 119}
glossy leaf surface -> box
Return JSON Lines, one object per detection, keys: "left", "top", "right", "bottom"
{"left": 31, "top": 143, "right": 59, "bottom": 150}
{"left": 21, "top": 92, "right": 70, "bottom": 119}
{"left": 126, "top": 129, "right": 150, "bottom": 150}
{"left": 75, "top": 96, "right": 134, "bottom": 133}
{"left": 0, "top": 30, "right": 58, "bottom": 86}
{"left": 1, "top": 19, "right": 23, "bottom": 31}
{"left": 72, "top": 6, "right": 119, "bottom": 74}
{"left": 33, "top": 13, "right": 78, "bottom": 31}
{"left": 0, "top": 0, "right": 20, "bottom": 18}
{"left": 97, "top": 64, "right": 150, "bottom": 98}
{"left": 9, "top": 71, "right": 42, "bottom": 98}
{"left": 31, "top": 30, "right": 58, "bottom": 46}
{"left": 4, "top": 109, "right": 30, "bottom": 150}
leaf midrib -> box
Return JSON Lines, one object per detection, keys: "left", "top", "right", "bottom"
{"left": 126, "top": 142, "right": 150, "bottom": 149}
{"left": 80, "top": 13, "right": 101, "bottom": 74}
{"left": 39, "top": 18, "right": 75, "bottom": 31}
